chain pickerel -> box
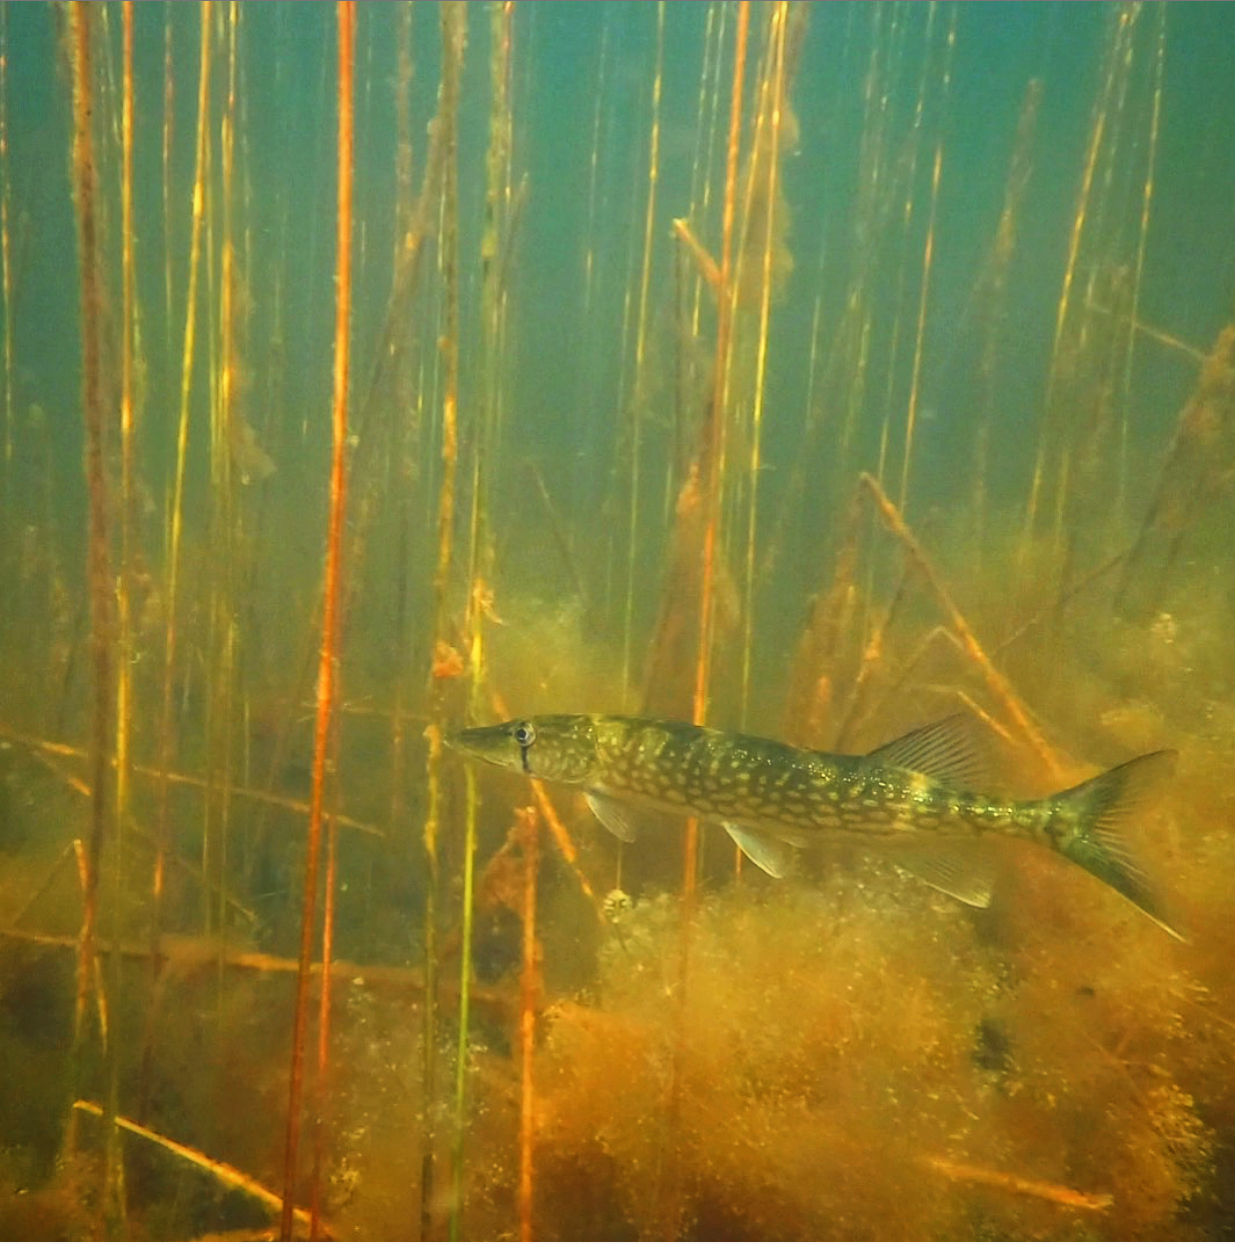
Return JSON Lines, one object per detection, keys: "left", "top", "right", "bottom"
{"left": 446, "top": 714, "right": 1180, "bottom": 938}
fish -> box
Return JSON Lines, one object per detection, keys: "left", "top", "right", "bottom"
{"left": 445, "top": 713, "right": 1181, "bottom": 939}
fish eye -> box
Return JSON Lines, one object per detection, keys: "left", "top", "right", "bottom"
{"left": 512, "top": 721, "right": 536, "bottom": 748}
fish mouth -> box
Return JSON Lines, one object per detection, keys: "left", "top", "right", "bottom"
{"left": 442, "top": 724, "right": 505, "bottom": 760}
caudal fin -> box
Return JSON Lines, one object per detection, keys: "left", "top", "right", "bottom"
{"left": 1049, "top": 750, "right": 1182, "bottom": 940}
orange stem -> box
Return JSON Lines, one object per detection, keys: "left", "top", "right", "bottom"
{"left": 517, "top": 806, "right": 540, "bottom": 1241}
{"left": 280, "top": 5, "right": 353, "bottom": 1238}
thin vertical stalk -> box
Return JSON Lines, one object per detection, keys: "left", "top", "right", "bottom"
{"left": 204, "top": 0, "right": 239, "bottom": 939}
{"left": 656, "top": 10, "right": 748, "bottom": 1238}
{"left": 279, "top": 4, "right": 352, "bottom": 1237}
{"left": 739, "top": 2, "right": 788, "bottom": 724}
{"left": 516, "top": 806, "right": 539, "bottom": 1243}
{"left": 621, "top": 1, "right": 664, "bottom": 704}
{"left": 0, "top": 4, "right": 12, "bottom": 494}
{"left": 443, "top": 3, "right": 471, "bottom": 1235}
{"left": 310, "top": 724, "right": 342, "bottom": 1239}
{"left": 451, "top": 6, "right": 512, "bottom": 1236}
{"left": 154, "top": 0, "right": 210, "bottom": 961}
{"left": 899, "top": 8, "right": 953, "bottom": 514}
{"left": 898, "top": 139, "right": 941, "bottom": 514}
{"left": 422, "top": 5, "right": 466, "bottom": 1237}
{"left": 67, "top": 0, "right": 114, "bottom": 1168}
{"left": 385, "top": 0, "right": 415, "bottom": 1017}
{"left": 1024, "top": 5, "right": 1126, "bottom": 551}
{"left": 116, "top": 2, "right": 136, "bottom": 947}
{"left": 103, "top": 0, "right": 138, "bottom": 1225}
{"left": 875, "top": 2, "right": 934, "bottom": 490}
{"left": 162, "top": 4, "right": 174, "bottom": 374}
{"left": 1118, "top": 3, "right": 1163, "bottom": 523}
{"left": 974, "top": 77, "right": 1041, "bottom": 563}
{"left": 582, "top": 15, "right": 608, "bottom": 321}
{"left": 692, "top": 0, "right": 747, "bottom": 792}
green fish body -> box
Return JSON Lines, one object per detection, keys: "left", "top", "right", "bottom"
{"left": 446, "top": 713, "right": 1179, "bottom": 937}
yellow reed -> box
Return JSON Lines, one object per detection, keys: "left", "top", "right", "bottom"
{"left": 621, "top": 0, "right": 665, "bottom": 705}
{"left": 278, "top": 5, "right": 353, "bottom": 1237}
{"left": 154, "top": 0, "right": 211, "bottom": 956}
{"left": 517, "top": 805, "right": 540, "bottom": 1242}
{"left": 739, "top": 2, "right": 790, "bottom": 725}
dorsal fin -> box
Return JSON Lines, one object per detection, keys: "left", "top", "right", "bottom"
{"left": 864, "top": 714, "right": 990, "bottom": 789}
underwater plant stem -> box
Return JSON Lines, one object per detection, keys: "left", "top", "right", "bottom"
{"left": 423, "top": 7, "right": 466, "bottom": 1238}
{"left": 739, "top": 2, "right": 788, "bottom": 725}
{"left": 155, "top": 0, "right": 211, "bottom": 967}
{"left": 1119, "top": 3, "right": 1164, "bottom": 523}
{"left": 899, "top": 138, "right": 942, "bottom": 514}
{"left": 4, "top": 927, "right": 515, "bottom": 1018}
{"left": 922, "top": 1154, "right": 1112, "bottom": 1212}
{"left": 517, "top": 807, "right": 539, "bottom": 1242}
{"left": 203, "top": 0, "right": 241, "bottom": 942}
{"left": 310, "top": 795, "right": 340, "bottom": 1239}
{"left": 974, "top": 77, "right": 1041, "bottom": 562}
{"left": 67, "top": 0, "right": 116, "bottom": 1163}
{"left": 655, "top": 10, "right": 749, "bottom": 1238}
{"left": 0, "top": 5, "right": 11, "bottom": 490}
{"left": 100, "top": 2, "right": 139, "bottom": 1224}
{"left": 1024, "top": 8, "right": 1121, "bottom": 552}
{"left": 621, "top": 0, "right": 664, "bottom": 705}
{"left": 0, "top": 722, "right": 382, "bottom": 839}
{"left": 900, "top": 9, "right": 953, "bottom": 514}
{"left": 692, "top": 0, "right": 748, "bottom": 802}
{"left": 279, "top": 4, "right": 352, "bottom": 1237}
{"left": 859, "top": 472, "right": 1063, "bottom": 779}
{"left": 73, "top": 1101, "right": 317, "bottom": 1234}
{"left": 117, "top": 0, "right": 136, "bottom": 939}
{"left": 451, "top": 763, "right": 478, "bottom": 1243}
{"left": 445, "top": 5, "right": 479, "bottom": 1238}
{"left": 162, "top": 10, "right": 173, "bottom": 373}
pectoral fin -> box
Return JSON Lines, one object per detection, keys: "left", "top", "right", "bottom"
{"left": 723, "top": 822, "right": 796, "bottom": 879}
{"left": 586, "top": 791, "right": 639, "bottom": 842}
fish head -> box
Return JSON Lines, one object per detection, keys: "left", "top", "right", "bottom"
{"left": 445, "top": 715, "right": 599, "bottom": 784}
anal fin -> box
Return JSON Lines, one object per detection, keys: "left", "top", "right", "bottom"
{"left": 879, "top": 838, "right": 996, "bottom": 908}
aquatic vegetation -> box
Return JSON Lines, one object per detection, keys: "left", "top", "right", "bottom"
{"left": 1, "top": 2, "right": 1234, "bottom": 1240}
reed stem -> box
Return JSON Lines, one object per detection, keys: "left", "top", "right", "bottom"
{"left": 73, "top": 1100, "right": 318, "bottom": 1234}
{"left": 621, "top": 0, "right": 664, "bottom": 705}
{"left": 859, "top": 472, "right": 1062, "bottom": 778}
{"left": 516, "top": 806, "right": 539, "bottom": 1242}
{"left": 739, "top": 2, "right": 789, "bottom": 725}
{"left": 423, "top": 6, "right": 466, "bottom": 1235}
{"left": 0, "top": 4, "right": 12, "bottom": 499}
{"left": 66, "top": 7, "right": 116, "bottom": 1191}
{"left": 154, "top": 0, "right": 211, "bottom": 969}
{"left": 278, "top": 4, "right": 353, "bottom": 1236}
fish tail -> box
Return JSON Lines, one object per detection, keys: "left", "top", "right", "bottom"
{"left": 1046, "top": 749, "right": 1182, "bottom": 939}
